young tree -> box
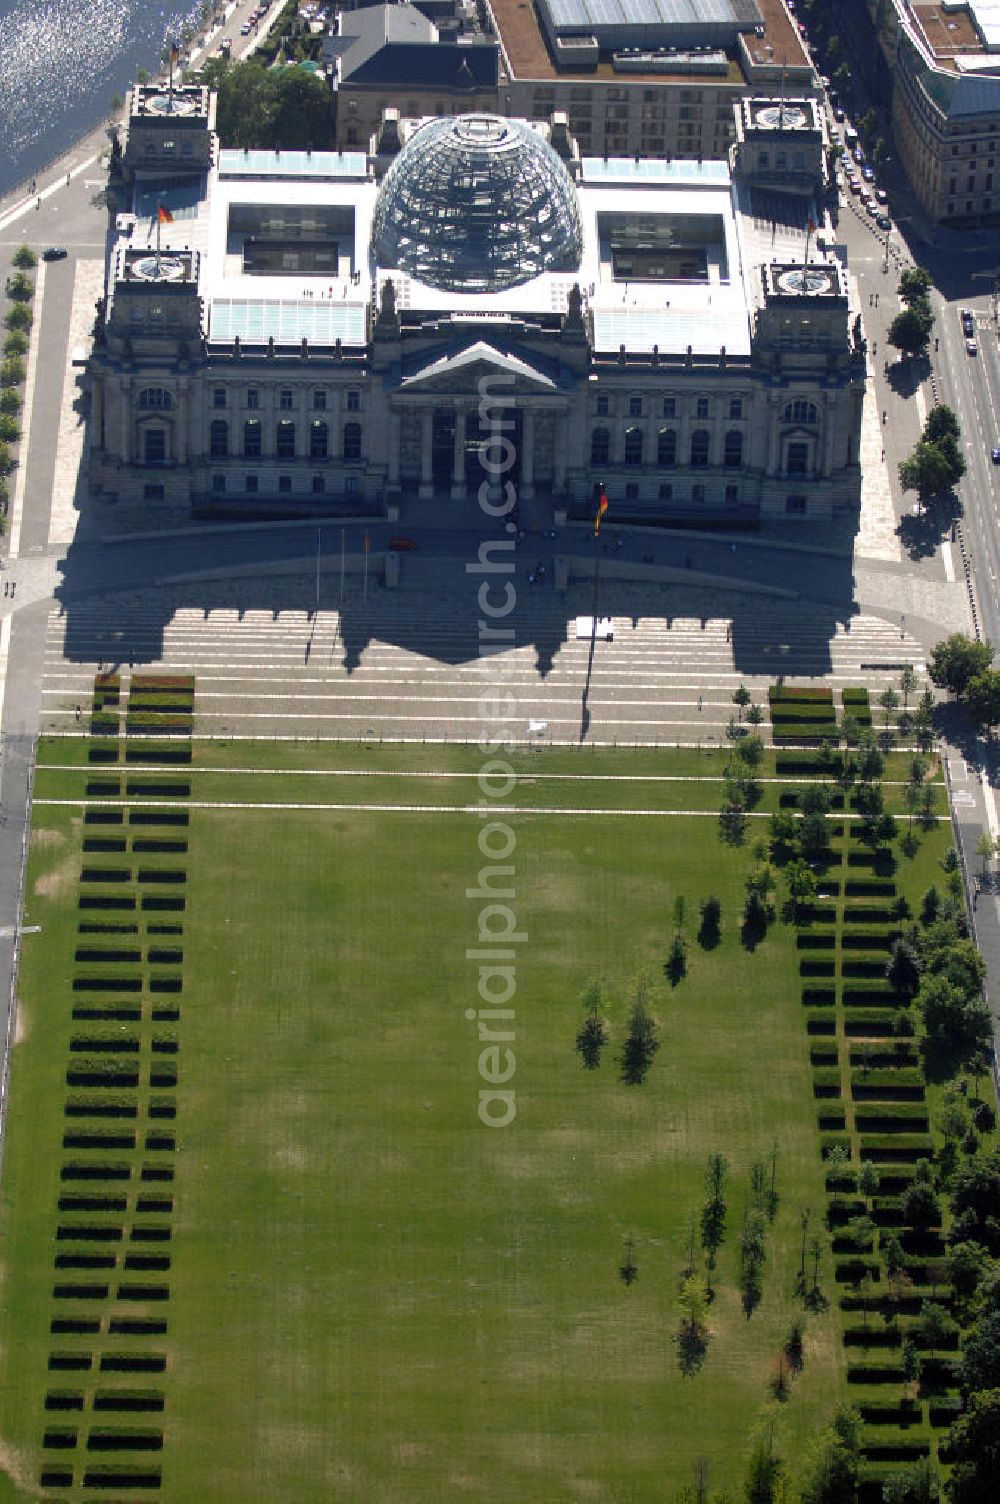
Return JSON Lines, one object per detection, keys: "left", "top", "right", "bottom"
{"left": 917, "top": 1301, "right": 954, "bottom": 1360}
{"left": 732, "top": 683, "right": 751, "bottom": 720}
{"left": 575, "top": 978, "right": 609, "bottom": 1069}
{"left": 6, "top": 271, "right": 33, "bottom": 302}
{"left": 666, "top": 931, "right": 687, "bottom": 986}
{"left": 858, "top": 1161, "right": 880, "bottom": 1209}
{"left": 678, "top": 1272, "right": 709, "bottom": 1335}
{"left": 619, "top": 981, "right": 659, "bottom": 1085}
{"left": 928, "top": 634, "right": 995, "bottom": 697}
{"left": 899, "top": 664, "right": 919, "bottom": 708}
{"left": 747, "top": 702, "right": 764, "bottom": 728}
{"left": 884, "top": 1458, "right": 940, "bottom": 1504}
{"left": 878, "top": 685, "right": 901, "bottom": 726}
{"left": 11, "top": 244, "right": 37, "bottom": 270}
{"left": 887, "top": 936, "right": 922, "bottom": 999}
{"left": 784, "top": 859, "right": 816, "bottom": 922}
{"left": 976, "top": 831, "right": 997, "bottom": 878}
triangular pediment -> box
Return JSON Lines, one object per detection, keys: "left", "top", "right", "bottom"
{"left": 399, "top": 340, "right": 559, "bottom": 394}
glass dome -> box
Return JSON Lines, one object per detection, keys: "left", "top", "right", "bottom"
{"left": 372, "top": 115, "right": 583, "bottom": 294}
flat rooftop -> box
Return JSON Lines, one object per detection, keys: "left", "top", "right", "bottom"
{"left": 486, "top": 0, "right": 808, "bottom": 84}
{"left": 911, "top": 1, "right": 985, "bottom": 73}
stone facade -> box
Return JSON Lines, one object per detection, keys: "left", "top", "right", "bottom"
{"left": 87, "top": 88, "right": 865, "bottom": 528}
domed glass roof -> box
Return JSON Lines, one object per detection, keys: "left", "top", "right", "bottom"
{"left": 372, "top": 115, "right": 583, "bottom": 294}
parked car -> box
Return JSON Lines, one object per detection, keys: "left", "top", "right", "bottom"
{"left": 848, "top": 178, "right": 862, "bottom": 195}
{"left": 862, "top": 165, "right": 876, "bottom": 182}
{"left": 865, "top": 199, "right": 880, "bottom": 217}
{"left": 967, "top": 338, "right": 979, "bottom": 356}
{"left": 853, "top": 147, "right": 865, "bottom": 163}
{"left": 875, "top": 188, "right": 888, "bottom": 203}
{"left": 240, "top": 20, "right": 251, "bottom": 33}
{"left": 834, "top": 106, "right": 846, "bottom": 121}
{"left": 389, "top": 536, "right": 417, "bottom": 551}
{"left": 41, "top": 246, "right": 67, "bottom": 260}
{"left": 876, "top": 214, "right": 892, "bottom": 231}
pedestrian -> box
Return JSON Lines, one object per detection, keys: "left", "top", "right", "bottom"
{"left": 66, "top": 171, "right": 70, "bottom": 186}
{"left": 698, "top": 695, "right": 703, "bottom": 713}
{"left": 875, "top": 292, "right": 879, "bottom": 307}
{"left": 881, "top": 448, "right": 885, "bottom": 461}
{"left": 872, "top": 341, "right": 876, "bottom": 357}
{"left": 882, "top": 409, "right": 887, "bottom": 425}
{"left": 35, "top": 196, "right": 40, "bottom": 211}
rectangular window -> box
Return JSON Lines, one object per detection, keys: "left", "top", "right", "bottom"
{"left": 785, "top": 494, "right": 806, "bottom": 515}
{"left": 143, "top": 484, "right": 164, "bottom": 502}
{"left": 696, "top": 397, "right": 709, "bottom": 418}
{"left": 246, "top": 474, "right": 259, "bottom": 493}
{"left": 211, "top": 475, "right": 226, "bottom": 494}
{"left": 311, "top": 475, "right": 325, "bottom": 494}
{"left": 279, "top": 389, "right": 294, "bottom": 411}
{"left": 596, "top": 395, "right": 610, "bottom": 416}
{"left": 628, "top": 396, "right": 642, "bottom": 417}
{"left": 658, "top": 483, "right": 672, "bottom": 501}
{"left": 346, "top": 390, "right": 360, "bottom": 412}
{"left": 662, "top": 398, "right": 675, "bottom": 418}
{"left": 278, "top": 476, "right": 292, "bottom": 494}
{"left": 313, "top": 389, "right": 327, "bottom": 411}
{"left": 212, "top": 388, "right": 226, "bottom": 409}
{"left": 692, "top": 483, "right": 705, "bottom": 502}
{"left": 345, "top": 476, "right": 359, "bottom": 495}
{"left": 725, "top": 484, "right": 739, "bottom": 504}
{"left": 729, "top": 398, "right": 743, "bottom": 419}
{"left": 246, "top": 389, "right": 260, "bottom": 410}
{"left": 625, "top": 482, "right": 639, "bottom": 500}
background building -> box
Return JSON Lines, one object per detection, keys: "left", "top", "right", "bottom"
{"left": 90, "top": 84, "right": 864, "bottom": 527}
{"left": 849, "top": 0, "right": 1000, "bottom": 224}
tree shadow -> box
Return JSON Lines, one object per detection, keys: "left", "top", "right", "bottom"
{"left": 675, "top": 1322, "right": 709, "bottom": 1377}
{"left": 697, "top": 916, "right": 721, "bottom": 950}
{"left": 897, "top": 492, "right": 962, "bottom": 562}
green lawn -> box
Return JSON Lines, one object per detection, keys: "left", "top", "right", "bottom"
{"left": 6, "top": 736, "right": 951, "bottom": 1503}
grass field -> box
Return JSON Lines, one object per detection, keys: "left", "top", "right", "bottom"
{"left": 0, "top": 739, "right": 956, "bottom": 1502}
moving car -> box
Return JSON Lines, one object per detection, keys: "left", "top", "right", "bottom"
{"left": 961, "top": 308, "right": 974, "bottom": 336}
{"left": 992, "top": 446, "right": 1000, "bottom": 464}
{"left": 967, "top": 338, "right": 979, "bottom": 356}
{"left": 240, "top": 20, "right": 251, "bottom": 33}
{"left": 41, "top": 246, "right": 67, "bottom": 260}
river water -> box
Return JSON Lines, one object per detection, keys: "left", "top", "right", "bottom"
{"left": 0, "top": 0, "right": 204, "bottom": 196}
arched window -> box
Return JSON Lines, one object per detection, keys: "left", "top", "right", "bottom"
{"left": 243, "top": 419, "right": 262, "bottom": 458}
{"left": 343, "top": 422, "right": 362, "bottom": 461}
{"left": 784, "top": 399, "right": 818, "bottom": 425}
{"left": 657, "top": 428, "right": 677, "bottom": 467}
{"left": 624, "top": 426, "right": 643, "bottom": 467}
{"left": 209, "top": 419, "right": 228, "bottom": 458}
{"left": 723, "top": 430, "right": 743, "bottom": 469}
{"left": 309, "top": 420, "right": 328, "bottom": 460}
{"left": 138, "top": 387, "right": 173, "bottom": 410}
{"left": 787, "top": 440, "right": 810, "bottom": 477}
{"left": 591, "top": 427, "right": 610, "bottom": 466}
{"left": 276, "top": 420, "right": 296, "bottom": 459}
{"left": 690, "top": 429, "right": 710, "bottom": 468}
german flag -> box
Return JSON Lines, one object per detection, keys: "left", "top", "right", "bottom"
{"left": 593, "top": 486, "right": 609, "bottom": 538}
{"left": 157, "top": 204, "right": 174, "bottom": 224}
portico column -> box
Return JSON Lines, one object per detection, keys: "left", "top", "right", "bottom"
{"left": 388, "top": 411, "right": 401, "bottom": 486}
{"left": 418, "top": 408, "right": 434, "bottom": 500}
{"left": 450, "top": 408, "right": 467, "bottom": 500}
{"left": 822, "top": 399, "right": 838, "bottom": 477}
{"left": 521, "top": 407, "right": 535, "bottom": 500}
{"left": 119, "top": 381, "right": 131, "bottom": 464}
{"left": 553, "top": 413, "right": 567, "bottom": 493}
{"left": 175, "top": 379, "right": 188, "bottom": 465}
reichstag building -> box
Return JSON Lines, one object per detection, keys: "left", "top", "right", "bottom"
{"left": 88, "top": 86, "right": 866, "bottom": 525}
